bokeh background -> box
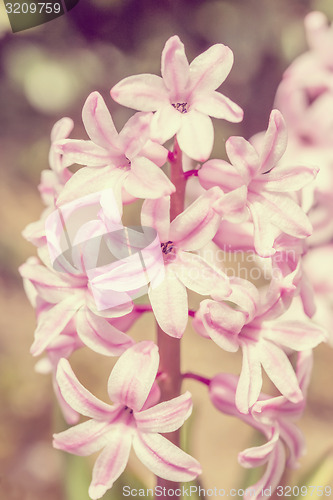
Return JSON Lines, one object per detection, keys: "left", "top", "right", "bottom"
{"left": 1, "top": 0, "right": 333, "bottom": 499}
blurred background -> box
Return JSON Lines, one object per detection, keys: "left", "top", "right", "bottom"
{"left": 1, "top": 0, "right": 333, "bottom": 498}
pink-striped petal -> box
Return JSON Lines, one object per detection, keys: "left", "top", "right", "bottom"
{"left": 247, "top": 201, "right": 278, "bottom": 257}
{"left": 244, "top": 442, "right": 285, "bottom": 500}
{"left": 254, "top": 164, "right": 319, "bottom": 192}
{"left": 125, "top": 157, "right": 175, "bottom": 199}
{"left": 174, "top": 251, "right": 231, "bottom": 297}
{"left": 259, "top": 110, "right": 288, "bottom": 174}
{"left": 189, "top": 44, "right": 234, "bottom": 92}
{"left": 199, "top": 159, "right": 244, "bottom": 192}
{"left": 263, "top": 321, "right": 327, "bottom": 350}
{"left": 236, "top": 342, "right": 262, "bottom": 413}
{"left": 148, "top": 267, "right": 188, "bottom": 338}
{"left": 55, "top": 139, "right": 111, "bottom": 167}
{"left": 135, "top": 391, "right": 192, "bottom": 433}
{"left": 51, "top": 116, "right": 74, "bottom": 143}
{"left": 107, "top": 341, "right": 159, "bottom": 411}
{"left": 193, "top": 90, "right": 243, "bottom": 122}
{"left": 213, "top": 186, "right": 248, "bottom": 223}
{"left": 76, "top": 310, "right": 134, "bottom": 356}
{"left": 140, "top": 139, "right": 169, "bottom": 167}
{"left": 177, "top": 111, "right": 214, "bottom": 162}
{"left": 141, "top": 197, "right": 171, "bottom": 242}
{"left": 111, "top": 74, "right": 169, "bottom": 111}
{"left": 82, "top": 92, "right": 120, "bottom": 150}
{"left": 279, "top": 422, "right": 305, "bottom": 468}
{"left": 133, "top": 432, "right": 202, "bottom": 481}
{"left": 226, "top": 137, "right": 260, "bottom": 184}
{"left": 119, "top": 112, "right": 152, "bottom": 159}
{"left": 89, "top": 427, "right": 132, "bottom": 500}
{"left": 53, "top": 419, "right": 111, "bottom": 456}
{"left": 31, "top": 296, "right": 82, "bottom": 356}
{"left": 56, "top": 166, "right": 126, "bottom": 206}
{"left": 199, "top": 299, "right": 245, "bottom": 352}
{"left": 150, "top": 104, "right": 183, "bottom": 143}
{"left": 56, "top": 358, "right": 114, "bottom": 419}
{"left": 239, "top": 428, "right": 280, "bottom": 468}
{"left": 161, "top": 36, "right": 190, "bottom": 99}
{"left": 259, "top": 341, "right": 303, "bottom": 404}
{"left": 251, "top": 191, "right": 312, "bottom": 239}
{"left": 170, "top": 187, "right": 222, "bottom": 251}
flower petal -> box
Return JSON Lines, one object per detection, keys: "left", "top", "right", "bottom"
{"left": 193, "top": 90, "right": 243, "bottom": 122}
{"left": 150, "top": 104, "right": 182, "bottom": 143}
{"left": 254, "top": 164, "right": 319, "bottom": 192}
{"left": 55, "top": 140, "right": 112, "bottom": 167}
{"left": 56, "top": 358, "right": 115, "bottom": 419}
{"left": 107, "top": 341, "right": 159, "bottom": 411}
{"left": 119, "top": 112, "right": 153, "bottom": 159}
{"left": 56, "top": 166, "right": 126, "bottom": 206}
{"left": 82, "top": 92, "right": 120, "bottom": 150}
{"left": 148, "top": 267, "right": 188, "bottom": 338}
{"left": 53, "top": 419, "right": 111, "bottom": 456}
{"left": 31, "top": 296, "right": 82, "bottom": 356}
{"left": 251, "top": 191, "right": 312, "bottom": 239}
{"left": 89, "top": 427, "right": 132, "bottom": 500}
{"left": 259, "top": 341, "right": 303, "bottom": 404}
{"left": 259, "top": 110, "right": 288, "bottom": 174}
{"left": 236, "top": 342, "right": 262, "bottom": 413}
{"left": 170, "top": 187, "right": 222, "bottom": 251}
{"left": 135, "top": 391, "right": 192, "bottom": 433}
{"left": 111, "top": 74, "right": 169, "bottom": 111}
{"left": 199, "top": 299, "right": 245, "bottom": 352}
{"left": 226, "top": 137, "right": 260, "bottom": 184}
{"left": 247, "top": 198, "right": 280, "bottom": 257}
{"left": 76, "top": 309, "right": 134, "bottom": 356}
{"left": 133, "top": 432, "right": 201, "bottom": 482}
{"left": 125, "top": 157, "right": 175, "bottom": 199}
{"left": 174, "top": 251, "right": 230, "bottom": 297}
{"left": 189, "top": 43, "right": 234, "bottom": 92}
{"left": 161, "top": 36, "right": 190, "bottom": 99}
{"left": 199, "top": 159, "right": 244, "bottom": 192}
{"left": 141, "top": 197, "right": 171, "bottom": 242}
{"left": 263, "top": 321, "right": 327, "bottom": 350}
{"left": 177, "top": 111, "right": 214, "bottom": 162}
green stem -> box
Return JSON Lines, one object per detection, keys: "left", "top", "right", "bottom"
{"left": 155, "top": 139, "right": 185, "bottom": 499}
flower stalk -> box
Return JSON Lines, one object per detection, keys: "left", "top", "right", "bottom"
{"left": 155, "top": 139, "right": 185, "bottom": 498}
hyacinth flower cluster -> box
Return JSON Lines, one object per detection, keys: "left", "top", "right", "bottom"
{"left": 20, "top": 29, "right": 330, "bottom": 500}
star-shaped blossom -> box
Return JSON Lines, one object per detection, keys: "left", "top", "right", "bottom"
{"left": 55, "top": 92, "right": 174, "bottom": 205}
{"left": 53, "top": 341, "right": 201, "bottom": 499}
{"left": 19, "top": 252, "right": 135, "bottom": 358}
{"left": 141, "top": 188, "right": 231, "bottom": 338}
{"left": 111, "top": 36, "right": 243, "bottom": 161}
{"left": 194, "top": 277, "right": 326, "bottom": 413}
{"left": 199, "top": 110, "right": 318, "bottom": 256}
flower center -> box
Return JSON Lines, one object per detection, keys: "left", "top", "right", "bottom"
{"left": 119, "top": 156, "right": 131, "bottom": 171}
{"left": 161, "top": 241, "right": 175, "bottom": 254}
{"left": 172, "top": 102, "right": 188, "bottom": 113}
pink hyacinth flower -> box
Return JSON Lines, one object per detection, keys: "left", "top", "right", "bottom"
{"left": 55, "top": 92, "right": 174, "bottom": 205}
{"left": 19, "top": 252, "right": 135, "bottom": 358}
{"left": 199, "top": 110, "right": 318, "bottom": 257}
{"left": 111, "top": 36, "right": 243, "bottom": 161}
{"left": 141, "top": 188, "right": 231, "bottom": 338}
{"left": 53, "top": 341, "right": 201, "bottom": 499}
{"left": 210, "top": 351, "right": 312, "bottom": 499}
{"left": 195, "top": 277, "right": 326, "bottom": 413}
